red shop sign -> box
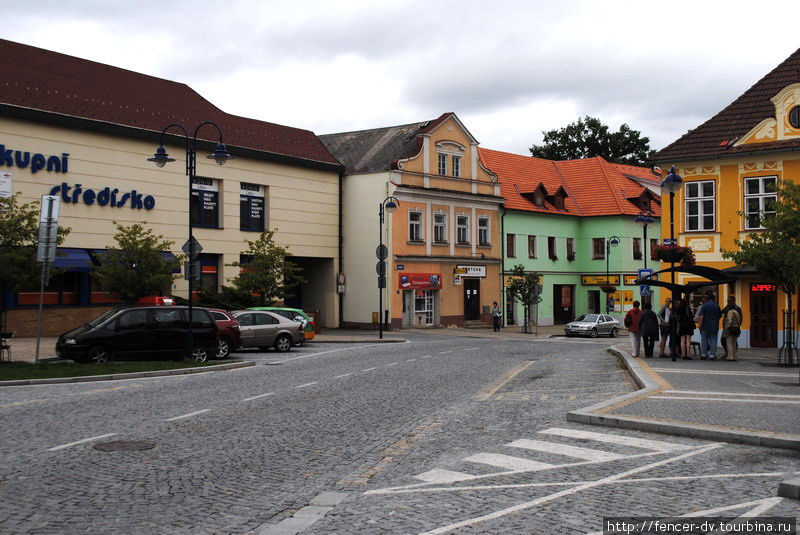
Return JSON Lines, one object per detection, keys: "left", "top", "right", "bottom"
{"left": 751, "top": 283, "right": 776, "bottom": 292}
{"left": 398, "top": 273, "right": 442, "bottom": 290}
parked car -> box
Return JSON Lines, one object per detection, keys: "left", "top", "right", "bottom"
{"left": 247, "top": 307, "right": 315, "bottom": 342}
{"left": 207, "top": 308, "right": 242, "bottom": 358}
{"left": 55, "top": 306, "right": 219, "bottom": 363}
{"left": 231, "top": 310, "right": 304, "bottom": 352}
{"left": 564, "top": 314, "right": 620, "bottom": 338}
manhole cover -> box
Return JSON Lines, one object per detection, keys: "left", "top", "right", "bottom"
{"left": 93, "top": 440, "right": 156, "bottom": 452}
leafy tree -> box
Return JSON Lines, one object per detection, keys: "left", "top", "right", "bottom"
{"left": 0, "top": 193, "right": 70, "bottom": 329}
{"left": 506, "top": 264, "right": 542, "bottom": 334}
{"left": 92, "top": 222, "right": 182, "bottom": 304}
{"left": 529, "top": 116, "right": 651, "bottom": 165}
{"left": 227, "top": 229, "right": 304, "bottom": 306}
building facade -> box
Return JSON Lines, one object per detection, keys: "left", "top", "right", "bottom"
{"left": 321, "top": 113, "right": 503, "bottom": 329}
{"left": 478, "top": 149, "right": 661, "bottom": 325}
{"left": 651, "top": 48, "right": 800, "bottom": 348}
{"left": 0, "top": 39, "right": 343, "bottom": 335}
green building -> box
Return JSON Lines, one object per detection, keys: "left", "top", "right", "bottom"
{"left": 479, "top": 149, "right": 662, "bottom": 326}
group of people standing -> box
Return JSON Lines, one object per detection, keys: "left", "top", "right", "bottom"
{"left": 624, "top": 292, "right": 743, "bottom": 361}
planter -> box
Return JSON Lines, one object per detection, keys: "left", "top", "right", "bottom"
{"left": 652, "top": 245, "right": 695, "bottom": 266}
{"left": 599, "top": 284, "right": 617, "bottom": 294}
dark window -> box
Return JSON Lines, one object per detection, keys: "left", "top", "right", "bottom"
{"left": 554, "top": 194, "right": 565, "bottom": 210}
{"left": 527, "top": 235, "right": 536, "bottom": 258}
{"left": 650, "top": 238, "right": 658, "bottom": 254}
{"left": 566, "top": 238, "right": 575, "bottom": 261}
{"left": 237, "top": 313, "right": 254, "bottom": 326}
{"left": 191, "top": 178, "right": 219, "bottom": 228}
{"left": 506, "top": 233, "right": 516, "bottom": 257}
{"left": 790, "top": 106, "right": 800, "bottom": 129}
{"left": 548, "top": 237, "right": 557, "bottom": 260}
{"left": 153, "top": 309, "right": 185, "bottom": 328}
{"left": 534, "top": 191, "right": 544, "bottom": 206}
{"left": 478, "top": 217, "right": 490, "bottom": 245}
{"left": 633, "top": 238, "right": 642, "bottom": 260}
{"left": 240, "top": 183, "right": 266, "bottom": 232}
{"left": 185, "top": 309, "right": 213, "bottom": 328}
{"left": 210, "top": 311, "right": 229, "bottom": 321}
{"left": 118, "top": 310, "right": 149, "bottom": 330}
{"left": 255, "top": 313, "right": 278, "bottom": 325}
{"left": 593, "top": 238, "right": 605, "bottom": 260}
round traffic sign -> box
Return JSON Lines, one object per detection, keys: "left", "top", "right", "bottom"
{"left": 376, "top": 244, "right": 388, "bottom": 260}
{"left": 376, "top": 260, "right": 386, "bottom": 276}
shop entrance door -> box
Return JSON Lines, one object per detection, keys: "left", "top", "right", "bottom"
{"left": 553, "top": 284, "right": 574, "bottom": 324}
{"left": 588, "top": 290, "right": 600, "bottom": 314}
{"left": 464, "top": 279, "right": 480, "bottom": 320}
{"left": 750, "top": 286, "right": 777, "bottom": 347}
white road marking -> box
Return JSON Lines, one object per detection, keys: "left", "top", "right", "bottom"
{"left": 538, "top": 427, "right": 685, "bottom": 453}
{"left": 650, "top": 395, "right": 800, "bottom": 405}
{"left": 240, "top": 392, "right": 275, "bottom": 402}
{"left": 464, "top": 453, "right": 555, "bottom": 472}
{"left": 418, "top": 443, "right": 722, "bottom": 535}
{"left": 465, "top": 348, "right": 479, "bottom": 351}
{"left": 362, "top": 367, "right": 377, "bottom": 372}
{"left": 48, "top": 433, "right": 117, "bottom": 451}
{"left": 0, "top": 398, "right": 49, "bottom": 409}
{"left": 385, "top": 362, "right": 398, "bottom": 367}
{"left": 165, "top": 409, "right": 210, "bottom": 421}
{"left": 421, "top": 355, "right": 432, "bottom": 359}
{"left": 333, "top": 373, "right": 352, "bottom": 379}
{"left": 507, "top": 439, "right": 625, "bottom": 462}
{"left": 269, "top": 343, "right": 387, "bottom": 363}
{"left": 406, "top": 359, "right": 416, "bottom": 362}
{"left": 414, "top": 469, "right": 475, "bottom": 484}
{"left": 295, "top": 382, "right": 318, "bottom": 388}
{"left": 663, "top": 389, "right": 800, "bottom": 399}
{"left": 438, "top": 351, "right": 452, "bottom": 354}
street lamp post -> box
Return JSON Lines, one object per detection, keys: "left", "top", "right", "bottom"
{"left": 378, "top": 196, "right": 399, "bottom": 339}
{"left": 148, "top": 122, "right": 231, "bottom": 359}
{"left": 605, "top": 235, "right": 620, "bottom": 314}
{"left": 635, "top": 211, "right": 655, "bottom": 303}
{"left": 660, "top": 167, "right": 683, "bottom": 304}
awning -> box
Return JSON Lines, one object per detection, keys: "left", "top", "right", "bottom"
{"left": 53, "top": 248, "right": 93, "bottom": 272}
{"left": 88, "top": 249, "right": 181, "bottom": 274}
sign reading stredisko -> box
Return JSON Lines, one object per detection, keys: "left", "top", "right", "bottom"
{"left": 455, "top": 265, "right": 486, "bottom": 277}
{"left": 398, "top": 273, "right": 442, "bottom": 290}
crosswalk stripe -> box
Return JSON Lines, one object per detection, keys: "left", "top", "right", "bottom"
{"left": 538, "top": 427, "right": 684, "bottom": 452}
{"left": 507, "top": 439, "right": 625, "bottom": 462}
{"left": 414, "top": 468, "right": 475, "bottom": 484}
{"left": 464, "top": 453, "right": 555, "bottom": 472}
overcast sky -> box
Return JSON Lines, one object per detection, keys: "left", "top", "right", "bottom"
{"left": 2, "top": 0, "right": 799, "bottom": 156}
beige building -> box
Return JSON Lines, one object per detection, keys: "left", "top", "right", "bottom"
{"left": 0, "top": 39, "right": 343, "bottom": 335}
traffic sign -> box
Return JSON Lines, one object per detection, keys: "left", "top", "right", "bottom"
{"left": 376, "top": 244, "right": 388, "bottom": 260}
{"left": 376, "top": 260, "right": 386, "bottom": 276}
{"left": 640, "top": 285, "right": 651, "bottom": 297}
{"left": 663, "top": 238, "right": 677, "bottom": 246}
{"left": 182, "top": 236, "right": 203, "bottom": 260}
{"left": 184, "top": 261, "right": 201, "bottom": 281}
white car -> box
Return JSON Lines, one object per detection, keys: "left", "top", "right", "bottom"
{"left": 564, "top": 314, "right": 620, "bottom": 338}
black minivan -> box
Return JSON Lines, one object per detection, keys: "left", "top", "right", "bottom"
{"left": 56, "top": 306, "right": 219, "bottom": 363}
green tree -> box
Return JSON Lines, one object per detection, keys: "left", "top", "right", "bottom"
{"left": 92, "top": 222, "right": 182, "bottom": 304}
{"left": 506, "top": 264, "right": 542, "bottom": 334}
{"left": 228, "top": 229, "right": 304, "bottom": 306}
{"left": 529, "top": 116, "right": 651, "bottom": 165}
{"left": 0, "top": 193, "right": 70, "bottom": 329}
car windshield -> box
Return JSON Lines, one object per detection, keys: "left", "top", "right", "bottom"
{"left": 86, "top": 308, "right": 121, "bottom": 328}
{"left": 575, "top": 314, "right": 600, "bottom": 322}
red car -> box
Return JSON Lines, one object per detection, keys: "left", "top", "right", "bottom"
{"left": 207, "top": 308, "right": 242, "bottom": 358}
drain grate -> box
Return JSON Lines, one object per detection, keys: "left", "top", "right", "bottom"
{"left": 93, "top": 440, "right": 156, "bottom": 452}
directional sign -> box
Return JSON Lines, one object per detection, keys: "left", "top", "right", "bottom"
{"left": 663, "top": 238, "right": 677, "bottom": 246}
{"left": 376, "top": 244, "right": 388, "bottom": 260}
{"left": 182, "top": 236, "right": 203, "bottom": 260}
{"left": 184, "top": 261, "right": 201, "bottom": 281}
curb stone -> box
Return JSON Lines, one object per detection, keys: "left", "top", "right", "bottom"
{"left": 778, "top": 479, "right": 800, "bottom": 500}
{"left": 309, "top": 338, "right": 406, "bottom": 344}
{"left": 0, "top": 360, "right": 256, "bottom": 387}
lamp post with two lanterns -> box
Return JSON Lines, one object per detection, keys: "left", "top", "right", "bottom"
{"left": 660, "top": 166, "right": 684, "bottom": 303}
{"left": 635, "top": 211, "right": 655, "bottom": 304}
{"left": 377, "top": 196, "right": 399, "bottom": 339}
{"left": 605, "top": 235, "right": 620, "bottom": 314}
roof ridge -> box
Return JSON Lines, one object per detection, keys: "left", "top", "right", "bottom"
{"left": 596, "top": 158, "right": 625, "bottom": 213}
{"left": 320, "top": 119, "right": 431, "bottom": 138}
{"left": 551, "top": 160, "right": 584, "bottom": 216}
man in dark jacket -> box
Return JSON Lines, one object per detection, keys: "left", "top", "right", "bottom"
{"left": 624, "top": 301, "right": 643, "bottom": 357}
{"left": 638, "top": 302, "right": 660, "bottom": 358}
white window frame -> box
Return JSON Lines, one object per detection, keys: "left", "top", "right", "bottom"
{"left": 684, "top": 180, "right": 715, "bottom": 232}
{"left": 456, "top": 214, "right": 470, "bottom": 245}
{"left": 437, "top": 153, "right": 447, "bottom": 175}
{"left": 744, "top": 176, "right": 777, "bottom": 230}
{"left": 409, "top": 210, "right": 423, "bottom": 242}
{"left": 433, "top": 212, "right": 447, "bottom": 243}
{"left": 452, "top": 155, "right": 461, "bottom": 177}
{"left": 477, "top": 216, "right": 490, "bottom": 246}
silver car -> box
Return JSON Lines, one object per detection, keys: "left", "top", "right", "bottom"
{"left": 231, "top": 310, "right": 305, "bottom": 352}
{"left": 564, "top": 314, "right": 620, "bottom": 338}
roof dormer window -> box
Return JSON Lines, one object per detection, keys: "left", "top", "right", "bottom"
{"left": 534, "top": 191, "right": 544, "bottom": 207}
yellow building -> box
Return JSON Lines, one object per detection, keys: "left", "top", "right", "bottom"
{"left": 0, "top": 39, "right": 344, "bottom": 335}
{"left": 651, "top": 48, "right": 800, "bottom": 348}
{"left": 321, "top": 113, "right": 503, "bottom": 329}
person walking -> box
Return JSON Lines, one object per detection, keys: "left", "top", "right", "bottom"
{"left": 657, "top": 297, "right": 673, "bottom": 358}
{"left": 638, "top": 302, "right": 660, "bottom": 358}
{"left": 722, "top": 304, "right": 742, "bottom": 360}
{"left": 720, "top": 296, "right": 743, "bottom": 359}
{"left": 667, "top": 299, "right": 681, "bottom": 361}
{"left": 697, "top": 291, "right": 722, "bottom": 360}
{"left": 491, "top": 301, "right": 502, "bottom": 332}
{"left": 624, "top": 300, "right": 643, "bottom": 357}
{"left": 676, "top": 298, "right": 695, "bottom": 360}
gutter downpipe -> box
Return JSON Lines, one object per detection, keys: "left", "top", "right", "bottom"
{"left": 338, "top": 170, "right": 344, "bottom": 328}
{"left": 500, "top": 205, "right": 506, "bottom": 326}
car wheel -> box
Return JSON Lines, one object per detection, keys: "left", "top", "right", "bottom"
{"left": 191, "top": 345, "right": 210, "bottom": 363}
{"left": 86, "top": 345, "right": 111, "bottom": 364}
{"left": 590, "top": 328, "right": 598, "bottom": 338}
{"left": 218, "top": 338, "right": 231, "bottom": 359}
{"left": 610, "top": 327, "right": 618, "bottom": 338}
{"left": 274, "top": 334, "right": 292, "bottom": 352}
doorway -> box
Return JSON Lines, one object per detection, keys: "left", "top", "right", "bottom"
{"left": 750, "top": 285, "right": 777, "bottom": 347}
{"left": 553, "top": 284, "right": 574, "bottom": 324}
{"left": 588, "top": 290, "right": 600, "bottom": 314}
{"left": 464, "top": 278, "right": 480, "bottom": 320}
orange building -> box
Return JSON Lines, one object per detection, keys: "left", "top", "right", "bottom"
{"left": 651, "top": 48, "right": 800, "bottom": 348}
{"left": 321, "top": 113, "right": 503, "bottom": 329}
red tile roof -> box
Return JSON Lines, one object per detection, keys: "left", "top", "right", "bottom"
{"left": 652, "top": 48, "right": 800, "bottom": 163}
{"left": 0, "top": 39, "right": 341, "bottom": 168}
{"left": 478, "top": 148, "right": 660, "bottom": 217}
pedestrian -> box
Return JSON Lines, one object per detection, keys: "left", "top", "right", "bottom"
{"left": 720, "top": 295, "right": 743, "bottom": 358}
{"left": 696, "top": 291, "right": 722, "bottom": 361}
{"left": 638, "top": 302, "right": 660, "bottom": 358}
{"left": 722, "top": 302, "right": 742, "bottom": 361}
{"left": 624, "top": 300, "right": 643, "bottom": 357}
{"left": 676, "top": 298, "right": 695, "bottom": 360}
{"left": 667, "top": 299, "right": 680, "bottom": 361}
{"left": 657, "top": 297, "right": 672, "bottom": 358}
{"left": 491, "top": 301, "right": 502, "bottom": 332}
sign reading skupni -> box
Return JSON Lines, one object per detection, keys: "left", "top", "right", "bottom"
{"left": 398, "top": 273, "right": 442, "bottom": 290}
{"left": 0, "top": 145, "right": 68, "bottom": 174}
{"left": 455, "top": 265, "right": 486, "bottom": 277}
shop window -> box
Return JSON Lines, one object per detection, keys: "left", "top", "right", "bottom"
{"left": 409, "top": 210, "right": 423, "bottom": 242}
{"left": 198, "top": 253, "right": 219, "bottom": 292}
{"left": 433, "top": 213, "right": 447, "bottom": 243}
{"left": 685, "top": 180, "right": 715, "bottom": 231}
{"left": 744, "top": 176, "right": 777, "bottom": 230}
{"left": 548, "top": 237, "right": 557, "bottom": 260}
{"left": 438, "top": 153, "right": 447, "bottom": 175}
{"left": 240, "top": 183, "right": 266, "bottom": 232}
{"left": 457, "top": 215, "right": 470, "bottom": 244}
{"left": 566, "top": 238, "right": 575, "bottom": 261}
{"left": 592, "top": 238, "right": 605, "bottom": 260}
{"left": 414, "top": 289, "right": 435, "bottom": 326}
{"left": 527, "top": 235, "right": 536, "bottom": 258}
{"left": 16, "top": 271, "right": 80, "bottom": 306}
{"left": 452, "top": 156, "right": 461, "bottom": 177}
{"left": 191, "top": 177, "right": 220, "bottom": 229}
{"left": 478, "top": 217, "right": 490, "bottom": 246}
{"left": 506, "top": 233, "right": 516, "bottom": 257}
{"left": 632, "top": 237, "right": 642, "bottom": 260}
